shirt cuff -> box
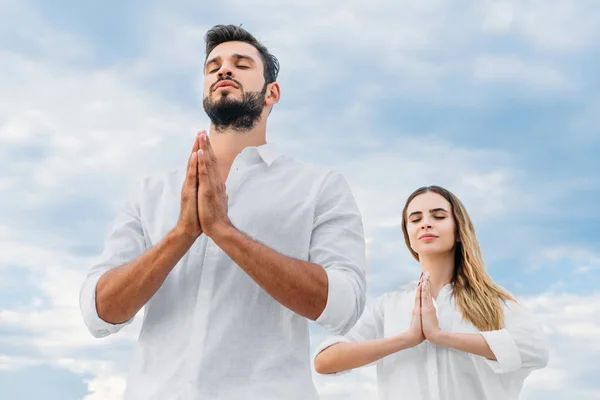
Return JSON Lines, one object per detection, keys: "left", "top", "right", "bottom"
{"left": 313, "top": 335, "right": 352, "bottom": 376}
{"left": 79, "top": 272, "right": 134, "bottom": 338}
{"left": 315, "top": 269, "right": 357, "bottom": 334}
{"left": 480, "top": 329, "right": 522, "bottom": 374}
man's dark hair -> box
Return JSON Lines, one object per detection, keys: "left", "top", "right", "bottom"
{"left": 205, "top": 24, "right": 280, "bottom": 84}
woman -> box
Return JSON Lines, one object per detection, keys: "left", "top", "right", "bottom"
{"left": 314, "top": 186, "right": 549, "bottom": 400}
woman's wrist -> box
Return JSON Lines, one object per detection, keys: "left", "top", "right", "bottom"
{"left": 399, "top": 331, "right": 423, "bottom": 349}
{"left": 428, "top": 329, "right": 449, "bottom": 346}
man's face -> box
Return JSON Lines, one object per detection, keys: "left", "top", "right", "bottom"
{"left": 203, "top": 41, "right": 267, "bottom": 102}
{"left": 202, "top": 41, "right": 269, "bottom": 131}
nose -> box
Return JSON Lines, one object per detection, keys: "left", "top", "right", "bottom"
{"left": 420, "top": 217, "right": 432, "bottom": 229}
{"left": 217, "top": 66, "right": 234, "bottom": 79}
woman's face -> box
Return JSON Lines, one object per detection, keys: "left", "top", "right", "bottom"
{"left": 405, "top": 191, "right": 458, "bottom": 257}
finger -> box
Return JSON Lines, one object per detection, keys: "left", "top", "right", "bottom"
{"left": 186, "top": 151, "right": 198, "bottom": 188}
{"left": 415, "top": 281, "right": 422, "bottom": 304}
{"left": 192, "top": 131, "right": 204, "bottom": 155}
{"left": 203, "top": 133, "right": 220, "bottom": 189}
{"left": 182, "top": 153, "right": 198, "bottom": 210}
{"left": 197, "top": 150, "right": 210, "bottom": 195}
{"left": 198, "top": 133, "right": 216, "bottom": 188}
{"left": 425, "top": 276, "right": 432, "bottom": 305}
{"left": 191, "top": 151, "right": 198, "bottom": 190}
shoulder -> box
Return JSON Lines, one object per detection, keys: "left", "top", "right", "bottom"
{"left": 280, "top": 160, "right": 357, "bottom": 207}
{"left": 124, "top": 169, "right": 181, "bottom": 202}
{"left": 278, "top": 157, "right": 347, "bottom": 186}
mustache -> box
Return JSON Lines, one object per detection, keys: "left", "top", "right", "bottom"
{"left": 210, "top": 77, "right": 243, "bottom": 93}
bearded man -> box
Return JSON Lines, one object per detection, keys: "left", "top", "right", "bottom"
{"left": 80, "top": 24, "right": 367, "bottom": 400}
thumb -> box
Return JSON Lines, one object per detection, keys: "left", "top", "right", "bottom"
{"left": 415, "top": 282, "right": 421, "bottom": 306}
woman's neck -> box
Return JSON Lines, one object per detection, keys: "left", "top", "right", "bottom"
{"left": 419, "top": 251, "right": 455, "bottom": 300}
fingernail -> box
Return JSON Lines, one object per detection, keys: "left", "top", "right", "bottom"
{"left": 425, "top": 272, "right": 430, "bottom": 280}
{"left": 198, "top": 149, "right": 203, "bottom": 156}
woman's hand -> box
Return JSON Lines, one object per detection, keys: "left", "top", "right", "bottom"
{"left": 421, "top": 272, "right": 442, "bottom": 343}
{"left": 406, "top": 275, "right": 426, "bottom": 347}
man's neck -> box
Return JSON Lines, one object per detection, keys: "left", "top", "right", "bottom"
{"left": 208, "top": 124, "right": 267, "bottom": 182}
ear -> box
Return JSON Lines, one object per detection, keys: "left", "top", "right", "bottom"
{"left": 265, "top": 82, "right": 281, "bottom": 107}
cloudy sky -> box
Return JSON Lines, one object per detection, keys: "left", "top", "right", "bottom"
{"left": 1, "top": 0, "right": 599, "bottom": 399}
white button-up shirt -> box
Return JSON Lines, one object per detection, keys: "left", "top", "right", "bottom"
{"left": 79, "top": 143, "right": 368, "bottom": 400}
{"left": 315, "top": 280, "right": 549, "bottom": 400}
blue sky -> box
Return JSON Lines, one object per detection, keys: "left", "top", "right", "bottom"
{"left": 1, "top": 0, "right": 599, "bottom": 399}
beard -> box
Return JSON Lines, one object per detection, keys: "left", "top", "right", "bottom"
{"left": 203, "top": 81, "right": 267, "bottom": 132}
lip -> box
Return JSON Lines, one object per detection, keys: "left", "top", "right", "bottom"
{"left": 419, "top": 234, "right": 438, "bottom": 240}
{"left": 213, "top": 81, "right": 239, "bottom": 91}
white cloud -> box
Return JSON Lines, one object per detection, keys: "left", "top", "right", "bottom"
{"left": 527, "top": 246, "right": 600, "bottom": 274}
{"left": 0, "top": 355, "right": 43, "bottom": 372}
{"left": 83, "top": 373, "right": 127, "bottom": 400}
{"left": 0, "top": 0, "right": 91, "bottom": 61}
{"left": 480, "top": 0, "right": 600, "bottom": 51}
{"left": 474, "top": 54, "right": 570, "bottom": 90}
{"left": 482, "top": 2, "right": 515, "bottom": 32}
{"left": 515, "top": 0, "right": 600, "bottom": 51}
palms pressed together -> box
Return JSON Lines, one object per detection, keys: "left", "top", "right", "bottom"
{"left": 407, "top": 273, "right": 441, "bottom": 347}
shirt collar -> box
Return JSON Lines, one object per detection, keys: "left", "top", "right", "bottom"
{"left": 411, "top": 274, "right": 454, "bottom": 298}
{"left": 256, "top": 142, "right": 282, "bottom": 167}
{"left": 236, "top": 143, "right": 282, "bottom": 168}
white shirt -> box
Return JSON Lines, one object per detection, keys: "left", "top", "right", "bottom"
{"left": 315, "top": 280, "right": 549, "bottom": 400}
{"left": 79, "top": 143, "right": 368, "bottom": 400}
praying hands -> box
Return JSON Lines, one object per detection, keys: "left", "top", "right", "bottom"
{"left": 175, "top": 130, "right": 232, "bottom": 241}
{"left": 406, "top": 272, "right": 442, "bottom": 347}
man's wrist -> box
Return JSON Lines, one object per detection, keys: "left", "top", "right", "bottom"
{"left": 170, "top": 226, "right": 198, "bottom": 248}
{"left": 210, "top": 221, "right": 238, "bottom": 245}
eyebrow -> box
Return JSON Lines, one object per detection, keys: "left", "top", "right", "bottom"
{"left": 205, "top": 54, "right": 256, "bottom": 70}
{"left": 408, "top": 208, "right": 449, "bottom": 218}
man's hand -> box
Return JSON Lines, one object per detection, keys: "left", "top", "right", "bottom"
{"left": 174, "top": 131, "right": 203, "bottom": 241}
{"left": 421, "top": 272, "right": 442, "bottom": 343}
{"left": 406, "top": 274, "right": 426, "bottom": 347}
{"left": 196, "top": 132, "right": 231, "bottom": 238}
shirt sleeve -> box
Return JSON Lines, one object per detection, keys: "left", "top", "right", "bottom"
{"left": 313, "top": 294, "right": 386, "bottom": 375}
{"left": 79, "top": 179, "right": 148, "bottom": 338}
{"left": 311, "top": 172, "right": 368, "bottom": 335}
{"left": 479, "top": 299, "right": 550, "bottom": 374}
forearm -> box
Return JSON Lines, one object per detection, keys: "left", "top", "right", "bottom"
{"left": 433, "top": 331, "right": 496, "bottom": 360}
{"left": 96, "top": 228, "right": 196, "bottom": 323}
{"left": 213, "top": 224, "right": 328, "bottom": 320}
{"left": 315, "top": 333, "right": 417, "bottom": 374}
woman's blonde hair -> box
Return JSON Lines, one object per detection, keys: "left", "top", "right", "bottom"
{"left": 401, "top": 185, "right": 515, "bottom": 331}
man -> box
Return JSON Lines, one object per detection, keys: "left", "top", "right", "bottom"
{"left": 80, "top": 24, "right": 367, "bottom": 400}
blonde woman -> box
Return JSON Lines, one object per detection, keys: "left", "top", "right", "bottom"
{"left": 314, "top": 186, "right": 549, "bottom": 400}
